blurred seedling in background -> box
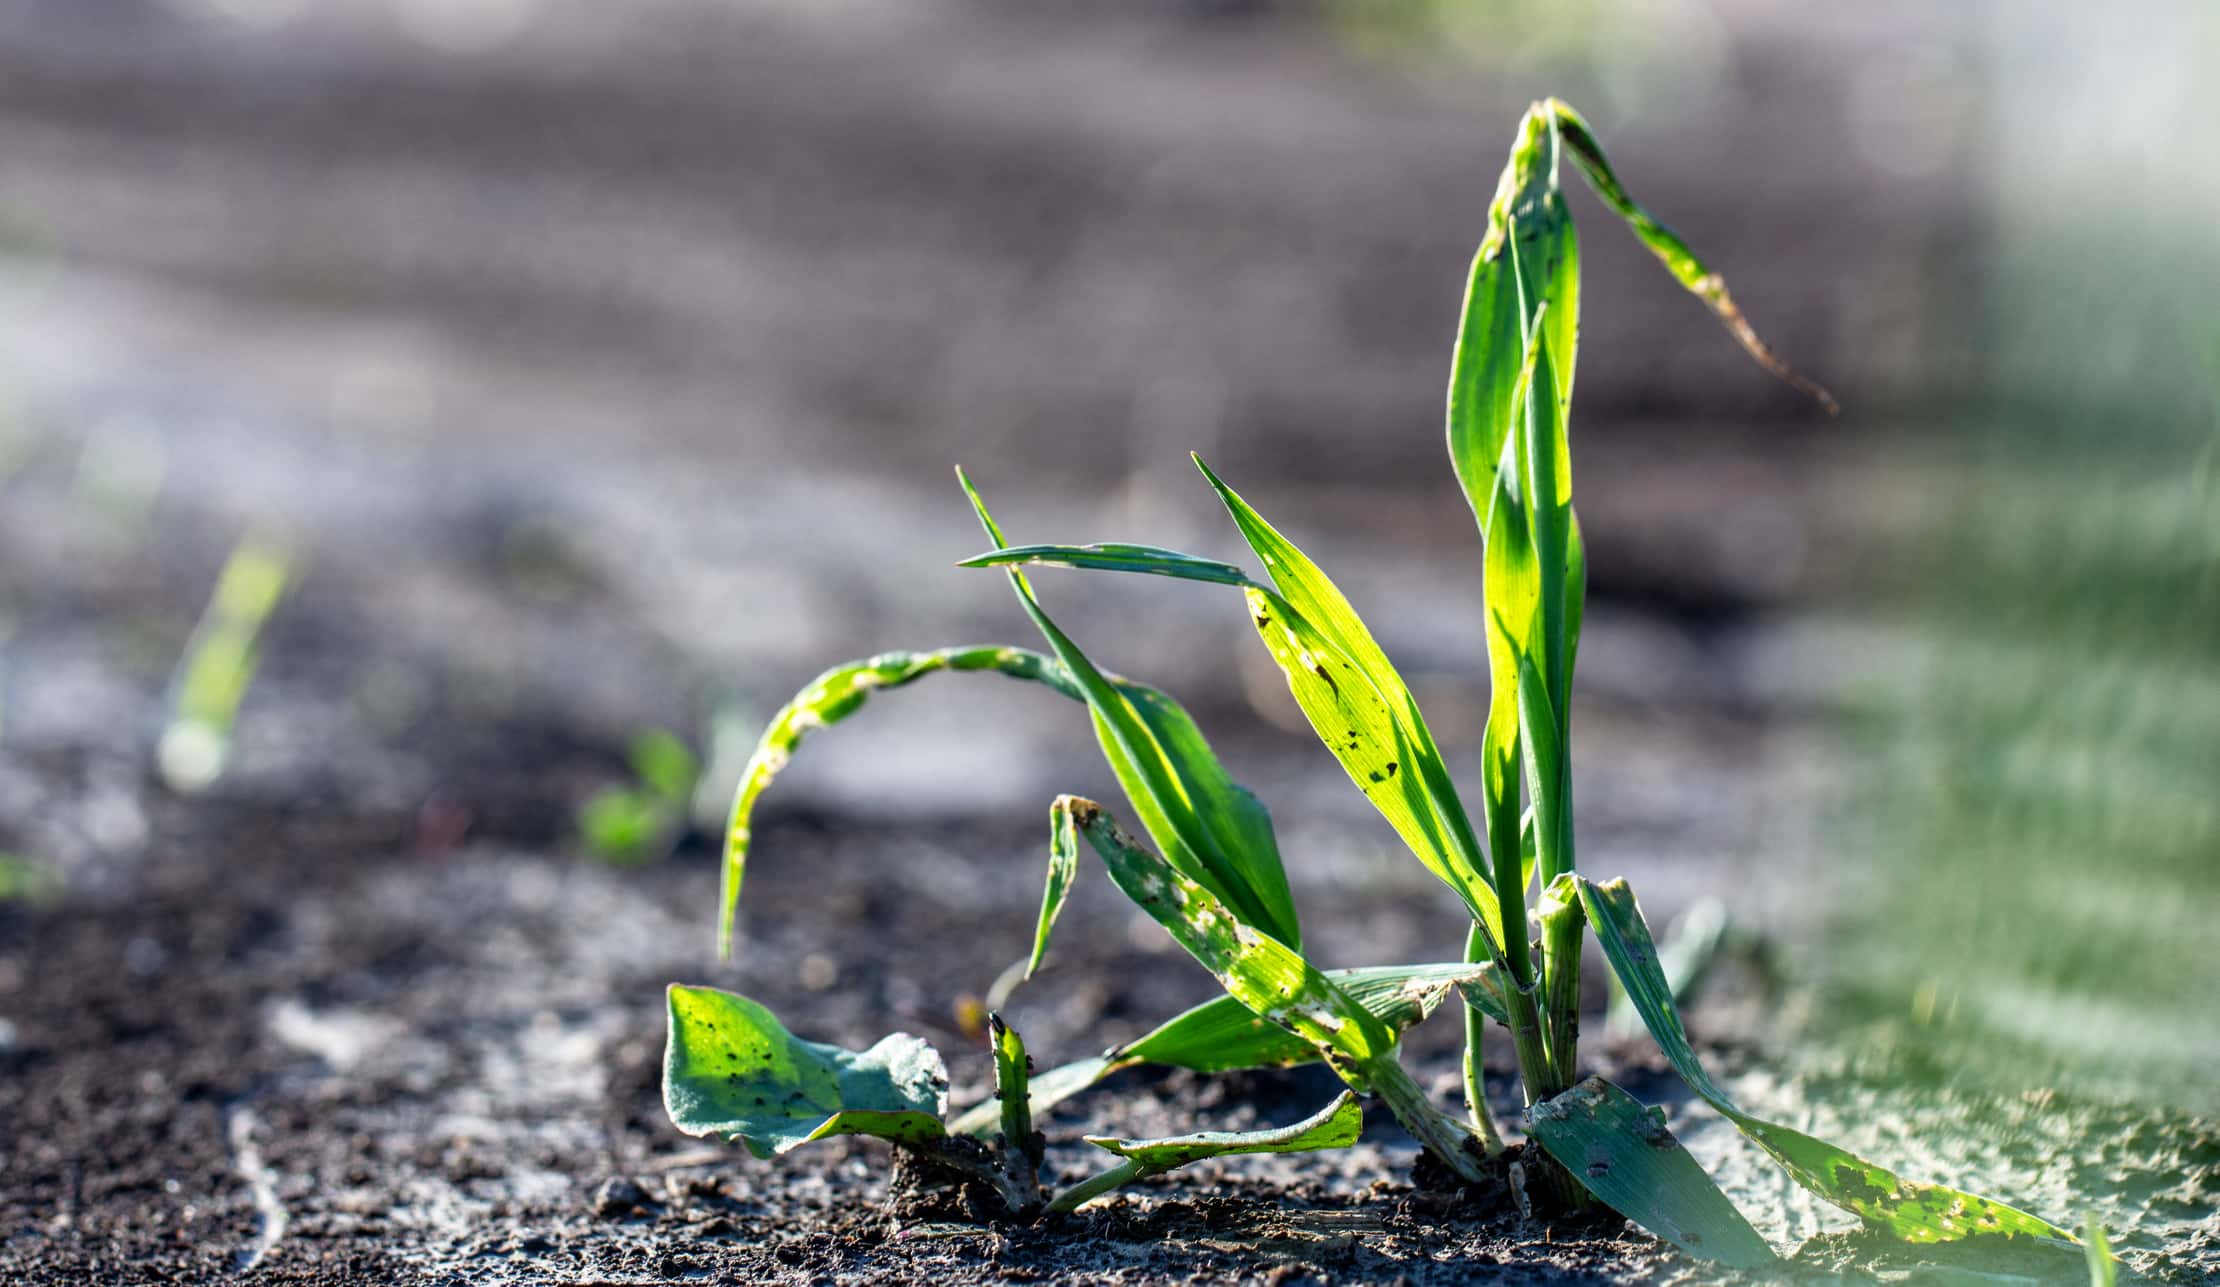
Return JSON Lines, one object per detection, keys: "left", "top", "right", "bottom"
{"left": 0, "top": 853, "right": 62, "bottom": 906}
{"left": 71, "top": 424, "right": 167, "bottom": 558}
{"left": 577, "top": 728, "right": 700, "bottom": 865}
{"left": 158, "top": 536, "right": 294, "bottom": 794}
{"left": 668, "top": 101, "right": 2078, "bottom": 1262}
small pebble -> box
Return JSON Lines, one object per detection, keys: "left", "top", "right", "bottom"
{"left": 592, "top": 1175, "right": 651, "bottom": 1219}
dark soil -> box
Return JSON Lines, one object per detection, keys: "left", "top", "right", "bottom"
{"left": 3, "top": 746, "right": 2209, "bottom": 1284}
{"left": 1, "top": 3, "right": 2215, "bottom": 1283}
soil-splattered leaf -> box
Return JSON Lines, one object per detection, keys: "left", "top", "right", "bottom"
{"left": 663, "top": 984, "right": 946, "bottom": 1160}
{"left": 1574, "top": 876, "right": 2074, "bottom": 1245}
{"left": 947, "top": 962, "right": 1497, "bottom": 1136}
{"left": 1527, "top": 1077, "right": 1775, "bottom": 1268}
{"left": 1064, "top": 796, "right": 1392, "bottom": 1086}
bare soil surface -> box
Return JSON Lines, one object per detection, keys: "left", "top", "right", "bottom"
{"left": 1, "top": 2, "right": 2214, "bottom": 1283}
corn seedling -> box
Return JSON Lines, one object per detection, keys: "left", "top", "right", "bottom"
{"left": 578, "top": 728, "right": 700, "bottom": 864}
{"left": 670, "top": 100, "right": 2073, "bottom": 1261}
{"left": 158, "top": 535, "right": 294, "bottom": 794}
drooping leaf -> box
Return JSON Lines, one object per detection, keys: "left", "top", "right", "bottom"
{"left": 716, "top": 638, "right": 1277, "bottom": 961}
{"left": 717, "top": 643, "right": 1079, "bottom": 956}
{"left": 1085, "top": 1090, "right": 1364, "bottom": 1169}
{"left": 1545, "top": 98, "right": 1838, "bottom": 414}
{"left": 1527, "top": 1077, "right": 1775, "bottom": 1268}
{"left": 663, "top": 984, "right": 947, "bottom": 1160}
{"left": 1572, "top": 876, "right": 2074, "bottom": 1245}
{"left": 1064, "top": 796, "right": 1392, "bottom": 1087}
{"left": 959, "top": 471, "right": 1303, "bottom": 950}
{"left": 946, "top": 961, "right": 1497, "bottom": 1137}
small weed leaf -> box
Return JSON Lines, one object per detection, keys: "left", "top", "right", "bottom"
{"left": 664, "top": 984, "right": 947, "bottom": 1160}
{"left": 1575, "top": 876, "right": 2075, "bottom": 1245}
{"left": 1526, "top": 1077, "right": 1775, "bottom": 1268}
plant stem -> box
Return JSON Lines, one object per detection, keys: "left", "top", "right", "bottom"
{"left": 1537, "top": 879, "right": 1585, "bottom": 1091}
{"left": 1461, "top": 921, "right": 1507, "bottom": 1156}
{"left": 988, "top": 1013, "right": 1042, "bottom": 1214}
{"left": 1044, "top": 1157, "right": 1150, "bottom": 1216}
{"left": 1363, "top": 1054, "right": 1489, "bottom": 1184}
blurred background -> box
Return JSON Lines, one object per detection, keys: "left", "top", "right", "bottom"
{"left": 0, "top": 0, "right": 2214, "bottom": 1266}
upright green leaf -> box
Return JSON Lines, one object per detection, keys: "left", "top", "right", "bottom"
{"left": 962, "top": 468, "right": 1505, "bottom": 951}
{"left": 1573, "top": 876, "right": 2074, "bottom": 1245}
{"left": 663, "top": 984, "right": 947, "bottom": 1159}
{"left": 1030, "top": 797, "right": 1084, "bottom": 978}
{"left": 1447, "top": 102, "right": 1582, "bottom": 528}
{"left": 1527, "top": 1077, "right": 1776, "bottom": 1268}
{"left": 958, "top": 471, "right": 1302, "bottom": 949}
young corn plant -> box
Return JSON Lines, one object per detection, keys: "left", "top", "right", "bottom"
{"left": 669, "top": 100, "right": 2077, "bottom": 1263}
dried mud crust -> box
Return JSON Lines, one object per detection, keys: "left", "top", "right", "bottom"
{"left": 3, "top": 767, "right": 2212, "bottom": 1286}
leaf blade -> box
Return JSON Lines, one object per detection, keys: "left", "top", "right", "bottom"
{"left": 1527, "top": 1076, "right": 1775, "bottom": 1268}
{"left": 663, "top": 984, "right": 946, "bottom": 1159}
{"left": 1574, "top": 876, "right": 2075, "bottom": 1245}
{"left": 1085, "top": 1090, "right": 1364, "bottom": 1167}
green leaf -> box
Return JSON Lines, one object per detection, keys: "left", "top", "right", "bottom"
{"left": 1192, "top": 456, "right": 1498, "bottom": 936}
{"left": 1527, "top": 1077, "right": 1775, "bottom": 1268}
{"left": 1448, "top": 102, "right": 1582, "bottom": 531}
{"left": 2085, "top": 1214, "right": 2118, "bottom": 1287}
{"left": 1084, "top": 1090, "right": 1364, "bottom": 1169}
{"left": 1064, "top": 796, "right": 1392, "bottom": 1086}
{"left": 947, "top": 962, "right": 1496, "bottom": 1136}
{"left": 663, "top": 984, "right": 947, "bottom": 1160}
{"left": 1119, "top": 960, "right": 1503, "bottom": 1073}
{"left": 1573, "top": 876, "right": 2075, "bottom": 1245}
{"left": 1030, "top": 797, "right": 1084, "bottom": 978}
{"left": 958, "top": 470, "right": 1302, "bottom": 949}
{"left": 1046, "top": 1091, "right": 1366, "bottom": 1214}
{"left": 964, "top": 473, "right": 1506, "bottom": 957}
{"left": 1545, "top": 98, "right": 1837, "bottom": 414}
{"left": 959, "top": 542, "right": 1252, "bottom": 587}
{"left": 629, "top": 729, "right": 700, "bottom": 801}
{"left": 578, "top": 788, "right": 667, "bottom": 865}
{"left": 717, "top": 643, "right": 1080, "bottom": 956}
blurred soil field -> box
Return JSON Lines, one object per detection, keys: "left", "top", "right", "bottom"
{"left": 0, "top": 1, "right": 2213, "bottom": 1282}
